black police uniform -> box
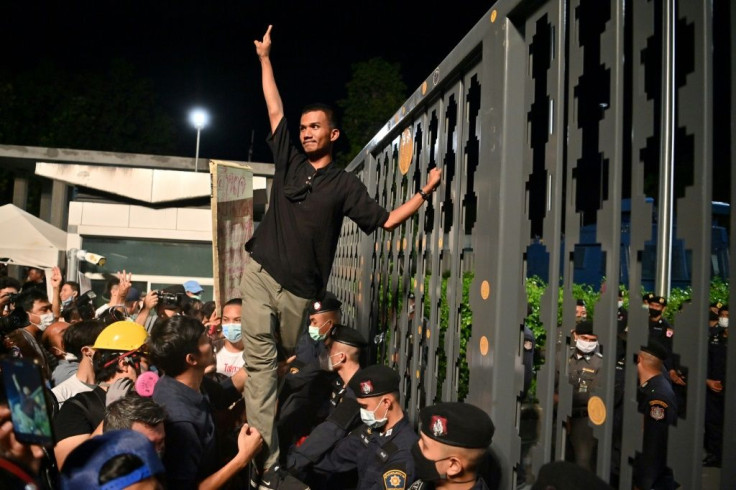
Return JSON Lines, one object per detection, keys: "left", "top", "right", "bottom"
{"left": 633, "top": 373, "right": 678, "bottom": 490}
{"left": 311, "top": 416, "right": 417, "bottom": 490}
{"left": 277, "top": 294, "right": 344, "bottom": 460}
{"left": 307, "top": 364, "right": 416, "bottom": 490}
{"left": 704, "top": 321, "right": 727, "bottom": 465}
{"left": 567, "top": 346, "right": 603, "bottom": 471}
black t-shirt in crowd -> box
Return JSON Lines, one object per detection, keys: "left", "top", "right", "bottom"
{"left": 53, "top": 386, "right": 106, "bottom": 441}
{"left": 246, "top": 117, "right": 390, "bottom": 299}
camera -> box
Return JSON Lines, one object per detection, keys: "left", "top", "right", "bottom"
{"left": 74, "top": 290, "right": 98, "bottom": 321}
{"left": 3, "top": 292, "right": 19, "bottom": 304}
{"left": 0, "top": 306, "right": 30, "bottom": 336}
{"left": 156, "top": 291, "right": 185, "bottom": 309}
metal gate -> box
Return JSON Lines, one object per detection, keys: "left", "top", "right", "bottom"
{"left": 328, "top": 1, "right": 734, "bottom": 488}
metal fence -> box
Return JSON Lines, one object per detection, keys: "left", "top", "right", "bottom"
{"left": 328, "top": 1, "right": 734, "bottom": 488}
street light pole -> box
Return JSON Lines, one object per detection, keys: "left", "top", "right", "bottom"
{"left": 189, "top": 108, "right": 209, "bottom": 173}
{"left": 194, "top": 126, "right": 202, "bottom": 172}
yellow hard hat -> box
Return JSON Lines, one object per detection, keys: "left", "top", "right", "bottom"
{"left": 93, "top": 321, "right": 149, "bottom": 351}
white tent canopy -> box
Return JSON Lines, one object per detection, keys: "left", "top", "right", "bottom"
{"left": 0, "top": 204, "right": 67, "bottom": 269}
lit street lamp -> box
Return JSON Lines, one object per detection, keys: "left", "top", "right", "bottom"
{"left": 189, "top": 108, "right": 209, "bottom": 172}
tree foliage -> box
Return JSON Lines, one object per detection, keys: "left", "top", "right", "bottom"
{"left": 0, "top": 59, "right": 176, "bottom": 154}
{"left": 336, "top": 58, "right": 407, "bottom": 166}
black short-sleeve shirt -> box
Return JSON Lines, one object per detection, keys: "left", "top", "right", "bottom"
{"left": 246, "top": 117, "right": 390, "bottom": 299}
{"left": 53, "top": 386, "right": 106, "bottom": 441}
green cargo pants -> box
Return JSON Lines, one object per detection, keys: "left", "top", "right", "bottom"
{"left": 240, "top": 257, "right": 311, "bottom": 470}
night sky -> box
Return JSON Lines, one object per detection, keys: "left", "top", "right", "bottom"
{"left": 1, "top": 1, "right": 493, "bottom": 163}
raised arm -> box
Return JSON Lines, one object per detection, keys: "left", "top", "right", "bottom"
{"left": 382, "top": 167, "right": 442, "bottom": 231}
{"left": 254, "top": 24, "right": 283, "bottom": 134}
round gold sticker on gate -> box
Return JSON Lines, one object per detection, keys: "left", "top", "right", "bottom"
{"left": 398, "top": 128, "right": 413, "bottom": 175}
{"left": 480, "top": 280, "right": 491, "bottom": 300}
{"left": 587, "top": 396, "right": 606, "bottom": 425}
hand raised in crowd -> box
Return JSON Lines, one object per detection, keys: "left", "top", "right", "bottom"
{"left": 0, "top": 404, "right": 45, "bottom": 474}
{"left": 112, "top": 270, "right": 133, "bottom": 304}
{"left": 254, "top": 24, "right": 273, "bottom": 59}
{"left": 50, "top": 266, "right": 63, "bottom": 290}
{"left": 142, "top": 289, "right": 159, "bottom": 310}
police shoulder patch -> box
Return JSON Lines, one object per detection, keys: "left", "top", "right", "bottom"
{"left": 649, "top": 402, "right": 666, "bottom": 420}
{"left": 383, "top": 469, "right": 407, "bottom": 490}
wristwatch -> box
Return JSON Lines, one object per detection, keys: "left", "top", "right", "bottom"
{"left": 418, "top": 189, "right": 430, "bottom": 201}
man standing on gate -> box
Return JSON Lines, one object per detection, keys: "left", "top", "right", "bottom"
{"left": 245, "top": 24, "right": 442, "bottom": 476}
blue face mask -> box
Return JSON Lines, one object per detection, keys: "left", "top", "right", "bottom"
{"left": 221, "top": 323, "right": 242, "bottom": 343}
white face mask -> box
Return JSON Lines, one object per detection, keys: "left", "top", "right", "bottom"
{"left": 618, "top": 300, "right": 623, "bottom": 309}
{"left": 575, "top": 338, "right": 598, "bottom": 354}
{"left": 35, "top": 312, "right": 54, "bottom": 332}
{"left": 718, "top": 317, "right": 729, "bottom": 328}
{"left": 360, "top": 398, "right": 389, "bottom": 429}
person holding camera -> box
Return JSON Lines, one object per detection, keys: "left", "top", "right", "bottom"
{"left": 135, "top": 285, "right": 188, "bottom": 333}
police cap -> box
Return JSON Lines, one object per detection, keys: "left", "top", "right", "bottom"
{"left": 642, "top": 292, "right": 655, "bottom": 303}
{"left": 308, "top": 291, "right": 342, "bottom": 316}
{"left": 575, "top": 320, "right": 594, "bottom": 336}
{"left": 641, "top": 340, "right": 669, "bottom": 361}
{"left": 329, "top": 324, "right": 367, "bottom": 348}
{"left": 418, "top": 402, "right": 494, "bottom": 449}
{"left": 349, "top": 364, "right": 399, "bottom": 398}
{"left": 651, "top": 295, "right": 667, "bottom": 306}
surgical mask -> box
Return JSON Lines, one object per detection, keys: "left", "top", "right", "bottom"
{"left": 576, "top": 339, "right": 598, "bottom": 354}
{"left": 642, "top": 303, "right": 650, "bottom": 310}
{"left": 221, "top": 323, "right": 242, "bottom": 343}
{"left": 309, "top": 320, "right": 330, "bottom": 341}
{"left": 718, "top": 317, "right": 729, "bottom": 328}
{"left": 649, "top": 308, "right": 661, "bottom": 318}
{"left": 617, "top": 300, "right": 623, "bottom": 309}
{"left": 318, "top": 351, "right": 343, "bottom": 372}
{"left": 411, "top": 443, "right": 448, "bottom": 482}
{"left": 34, "top": 312, "right": 54, "bottom": 331}
{"left": 360, "top": 399, "right": 389, "bottom": 429}
{"left": 61, "top": 297, "right": 74, "bottom": 308}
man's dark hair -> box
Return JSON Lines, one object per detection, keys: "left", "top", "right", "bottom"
{"left": 63, "top": 281, "right": 80, "bottom": 294}
{"left": 98, "top": 454, "right": 146, "bottom": 485}
{"left": 0, "top": 276, "right": 21, "bottom": 291}
{"left": 224, "top": 298, "right": 242, "bottom": 307}
{"left": 202, "top": 300, "right": 216, "bottom": 320}
{"left": 104, "top": 394, "right": 166, "bottom": 432}
{"left": 93, "top": 349, "right": 128, "bottom": 383}
{"left": 149, "top": 315, "right": 205, "bottom": 377}
{"left": 16, "top": 288, "right": 48, "bottom": 313}
{"left": 302, "top": 102, "right": 338, "bottom": 129}
{"left": 105, "top": 276, "right": 120, "bottom": 296}
{"left": 62, "top": 319, "right": 107, "bottom": 359}
{"left": 182, "top": 298, "right": 204, "bottom": 321}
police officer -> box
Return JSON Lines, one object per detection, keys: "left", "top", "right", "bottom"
{"left": 633, "top": 341, "right": 678, "bottom": 490}
{"left": 308, "top": 364, "right": 418, "bottom": 490}
{"left": 286, "top": 324, "right": 368, "bottom": 487}
{"left": 704, "top": 304, "right": 727, "bottom": 467}
{"left": 409, "top": 402, "right": 495, "bottom": 489}
{"left": 277, "top": 292, "right": 344, "bottom": 460}
{"left": 566, "top": 320, "right": 602, "bottom": 472}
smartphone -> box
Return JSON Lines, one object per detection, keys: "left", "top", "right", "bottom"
{"left": 0, "top": 356, "right": 56, "bottom": 446}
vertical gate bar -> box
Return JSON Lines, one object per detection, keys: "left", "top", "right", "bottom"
{"left": 618, "top": 0, "right": 656, "bottom": 486}
{"left": 665, "top": 1, "right": 712, "bottom": 487}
